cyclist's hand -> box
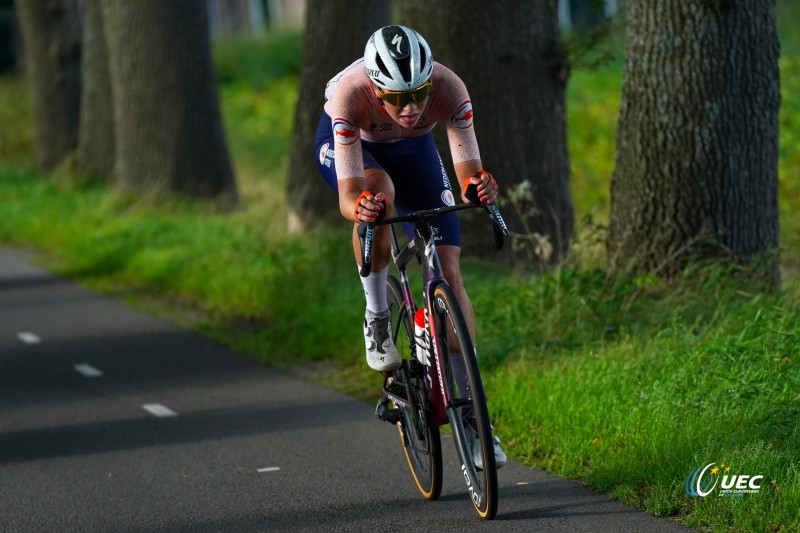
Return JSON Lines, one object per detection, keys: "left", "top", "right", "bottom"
{"left": 354, "top": 190, "right": 386, "bottom": 223}
{"left": 462, "top": 170, "right": 498, "bottom": 205}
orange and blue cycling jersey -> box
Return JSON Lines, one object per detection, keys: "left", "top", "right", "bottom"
{"left": 315, "top": 59, "right": 481, "bottom": 247}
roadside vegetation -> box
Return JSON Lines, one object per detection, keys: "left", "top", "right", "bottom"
{"left": 1, "top": 5, "right": 799, "bottom": 531}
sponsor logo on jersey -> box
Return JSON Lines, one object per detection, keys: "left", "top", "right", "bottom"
{"left": 319, "top": 143, "right": 330, "bottom": 165}
{"left": 318, "top": 142, "right": 334, "bottom": 167}
{"left": 441, "top": 190, "right": 455, "bottom": 206}
{"left": 333, "top": 118, "right": 359, "bottom": 146}
{"left": 451, "top": 101, "right": 474, "bottom": 129}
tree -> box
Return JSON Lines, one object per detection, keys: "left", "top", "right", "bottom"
{"left": 285, "top": 0, "right": 390, "bottom": 231}
{"left": 16, "top": 0, "right": 81, "bottom": 171}
{"left": 101, "top": 0, "right": 237, "bottom": 205}
{"left": 76, "top": 0, "right": 114, "bottom": 179}
{"left": 397, "top": 0, "right": 574, "bottom": 267}
{"left": 607, "top": 0, "right": 780, "bottom": 282}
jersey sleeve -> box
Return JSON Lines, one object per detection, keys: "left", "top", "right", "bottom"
{"left": 323, "top": 75, "right": 373, "bottom": 180}
{"left": 329, "top": 114, "right": 365, "bottom": 179}
{"left": 432, "top": 64, "right": 481, "bottom": 165}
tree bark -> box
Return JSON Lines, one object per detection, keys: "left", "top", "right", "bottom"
{"left": 608, "top": 0, "right": 780, "bottom": 281}
{"left": 101, "top": 0, "right": 238, "bottom": 205}
{"left": 397, "top": 0, "right": 574, "bottom": 268}
{"left": 285, "top": 0, "right": 390, "bottom": 231}
{"left": 16, "top": 0, "right": 81, "bottom": 171}
{"left": 76, "top": 0, "right": 114, "bottom": 179}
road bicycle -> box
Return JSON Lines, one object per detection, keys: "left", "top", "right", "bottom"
{"left": 358, "top": 185, "right": 508, "bottom": 520}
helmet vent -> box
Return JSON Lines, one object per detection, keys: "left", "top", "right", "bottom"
{"left": 397, "top": 57, "right": 411, "bottom": 83}
{"left": 375, "top": 54, "right": 391, "bottom": 79}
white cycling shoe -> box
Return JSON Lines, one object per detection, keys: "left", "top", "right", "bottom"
{"left": 469, "top": 426, "right": 508, "bottom": 470}
{"left": 364, "top": 311, "right": 402, "bottom": 372}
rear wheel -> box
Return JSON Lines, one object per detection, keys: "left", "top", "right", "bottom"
{"left": 386, "top": 275, "right": 442, "bottom": 500}
{"left": 432, "top": 283, "right": 498, "bottom": 519}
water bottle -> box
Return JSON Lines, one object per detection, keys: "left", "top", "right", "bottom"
{"left": 414, "top": 308, "right": 431, "bottom": 366}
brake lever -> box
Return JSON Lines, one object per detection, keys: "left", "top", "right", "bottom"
{"left": 486, "top": 202, "right": 508, "bottom": 250}
{"left": 465, "top": 183, "right": 508, "bottom": 250}
{"left": 358, "top": 222, "right": 375, "bottom": 277}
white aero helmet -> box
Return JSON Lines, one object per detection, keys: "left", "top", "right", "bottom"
{"left": 364, "top": 25, "right": 433, "bottom": 91}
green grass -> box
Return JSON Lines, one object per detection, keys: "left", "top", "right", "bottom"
{"left": 484, "top": 267, "right": 800, "bottom": 530}
{"left": 2, "top": 10, "right": 800, "bottom": 532}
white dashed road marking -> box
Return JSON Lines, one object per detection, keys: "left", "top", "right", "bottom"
{"left": 17, "top": 332, "right": 41, "bottom": 344}
{"left": 258, "top": 467, "right": 281, "bottom": 473}
{"left": 74, "top": 363, "right": 103, "bottom": 378}
{"left": 142, "top": 403, "right": 178, "bottom": 418}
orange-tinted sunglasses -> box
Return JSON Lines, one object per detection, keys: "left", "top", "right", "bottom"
{"left": 379, "top": 82, "right": 432, "bottom": 107}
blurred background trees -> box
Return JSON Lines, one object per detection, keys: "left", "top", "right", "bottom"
{"left": 101, "top": 0, "right": 237, "bottom": 204}
{"left": 15, "top": 0, "right": 238, "bottom": 205}
{"left": 16, "top": 0, "right": 81, "bottom": 171}
{"left": 76, "top": 0, "right": 113, "bottom": 179}
{"left": 6, "top": 0, "right": 784, "bottom": 281}
{"left": 608, "top": 0, "right": 781, "bottom": 283}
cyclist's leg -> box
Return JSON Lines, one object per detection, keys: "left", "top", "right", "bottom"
{"left": 315, "top": 112, "right": 400, "bottom": 371}
{"left": 438, "top": 245, "right": 476, "bottom": 342}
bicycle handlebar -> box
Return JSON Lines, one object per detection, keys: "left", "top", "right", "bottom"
{"left": 358, "top": 184, "right": 509, "bottom": 277}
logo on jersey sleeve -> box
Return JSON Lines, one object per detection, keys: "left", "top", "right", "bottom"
{"left": 333, "top": 118, "right": 359, "bottom": 146}
{"left": 450, "top": 101, "right": 474, "bottom": 130}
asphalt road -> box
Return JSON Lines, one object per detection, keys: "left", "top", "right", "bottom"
{"left": 0, "top": 248, "right": 692, "bottom": 532}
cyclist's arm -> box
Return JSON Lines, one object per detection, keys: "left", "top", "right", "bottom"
{"left": 338, "top": 177, "right": 384, "bottom": 223}
{"left": 455, "top": 160, "right": 498, "bottom": 205}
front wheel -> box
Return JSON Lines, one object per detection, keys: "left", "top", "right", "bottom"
{"left": 432, "top": 283, "right": 498, "bottom": 519}
{"left": 386, "top": 275, "right": 442, "bottom": 500}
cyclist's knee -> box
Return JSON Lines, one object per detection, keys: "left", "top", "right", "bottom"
{"left": 439, "top": 246, "right": 465, "bottom": 289}
{"left": 364, "top": 169, "right": 395, "bottom": 212}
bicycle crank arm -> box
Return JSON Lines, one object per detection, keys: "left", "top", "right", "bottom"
{"left": 375, "top": 397, "right": 401, "bottom": 425}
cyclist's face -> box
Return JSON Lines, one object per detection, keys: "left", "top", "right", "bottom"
{"left": 374, "top": 86, "right": 429, "bottom": 129}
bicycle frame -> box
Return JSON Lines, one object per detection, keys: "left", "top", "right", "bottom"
{"left": 366, "top": 195, "right": 507, "bottom": 428}
{"left": 386, "top": 219, "right": 451, "bottom": 426}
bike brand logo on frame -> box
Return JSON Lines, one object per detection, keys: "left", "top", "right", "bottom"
{"left": 685, "top": 462, "right": 765, "bottom": 498}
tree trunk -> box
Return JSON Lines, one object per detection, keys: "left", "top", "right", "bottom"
{"left": 285, "top": 0, "right": 390, "bottom": 231}
{"left": 16, "top": 0, "right": 81, "bottom": 171}
{"left": 397, "top": 0, "right": 574, "bottom": 268}
{"left": 76, "top": 0, "right": 114, "bottom": 179}
{"left": 608, "top": 0, "right": 780, "bottom": 281}
{"left": 101, "top": 0, "right": 237, "bottom": 205}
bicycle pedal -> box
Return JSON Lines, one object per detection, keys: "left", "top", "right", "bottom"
{"left": 375, "top": 398, "right": 401, "bottom": 424}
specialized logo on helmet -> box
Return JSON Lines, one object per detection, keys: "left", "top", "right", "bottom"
{"left": 333, "top": 118, "right": 358, "bottom": 147}
{"left": 384, "top": 27, "right": 409, "bottom": 58}
{"left": 451, "top": 101, "right": 474, "bottom": 130}
{"left": 365, "top": 25, "right": 432, "bottom": 92}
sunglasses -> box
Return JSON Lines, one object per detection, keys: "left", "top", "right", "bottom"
{"left": 379, "top": 82, "right": 432, "bottom": 107}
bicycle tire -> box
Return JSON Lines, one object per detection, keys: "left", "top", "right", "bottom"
{"left": 386, "top": 275, "right": 443, "bottom": 500}
{"left": 432, "top": 283, "right": 498, "bottom": 519}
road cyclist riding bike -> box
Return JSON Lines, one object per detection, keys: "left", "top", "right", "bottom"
{"left": 314, "top": 25, "right": 507, "bottom": 513}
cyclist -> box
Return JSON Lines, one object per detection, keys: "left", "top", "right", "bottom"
{"left": 315, "top": 25, "right": 505, "bottom": 468}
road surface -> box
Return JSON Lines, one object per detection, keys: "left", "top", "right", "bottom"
{"left": 0, "top": 248, "right": 691, "bottom": 532}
